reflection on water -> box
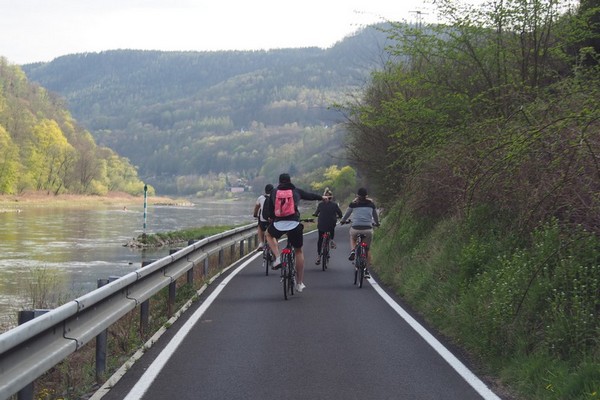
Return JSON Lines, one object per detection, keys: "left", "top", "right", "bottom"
{"left": 0, "top": 198, "right": 255, "bottom": 330}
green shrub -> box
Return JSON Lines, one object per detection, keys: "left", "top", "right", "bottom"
{"left": 372, "top": 206, "right": 600, "bottom": 399}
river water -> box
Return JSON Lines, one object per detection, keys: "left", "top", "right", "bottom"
{"left": 0, "top": 197, "right": 255, "bottom": 330}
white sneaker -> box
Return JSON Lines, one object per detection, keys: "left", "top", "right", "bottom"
{"left": 298, "top": 282, "right": 306, "bottom": 292}
{"left": 271, "top": 256, "right": 282, "bottom": 270}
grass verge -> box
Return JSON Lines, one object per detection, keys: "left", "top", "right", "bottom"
{"left": 372, "top": 203, "right": 600, "bottom": 400}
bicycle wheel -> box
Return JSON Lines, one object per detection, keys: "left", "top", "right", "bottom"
{"left": 288, "top": 270, "right": 295, "bottom": 297}
{"left": 282, "top": 263, "right": 288, "bottom": 300}
{"left": 282, "top": 249, "right": 294, "bottom": 300}
{"left": 357, "top": 260, "right": 365, "bottom": 288}
{"left": 288, "top": 250, "right": 296, "bottom": 296}
{"left": 263, "top": 247, "right": 270, "bottom": 276}
{"left": 357, "top": 245, "right": 367, "bottom": 288}
{"left": 322, "top": 241, "right": 328, "bottom": 271}
{"left": 353, "top": 246, "right": 360, "bottom": 285}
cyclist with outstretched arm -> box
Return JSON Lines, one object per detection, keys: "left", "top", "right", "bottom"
{"left": 263, "top": 173, "right": 324, "bottom": 293}
{"left": 340, "top": 187, "right": 380, "bottom": 278}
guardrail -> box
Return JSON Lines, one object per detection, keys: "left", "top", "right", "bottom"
{"left": 0, "top": 223, "right": 257, "bottom": 399}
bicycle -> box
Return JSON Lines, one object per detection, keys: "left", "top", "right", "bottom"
{"left": 318, "top": 231, "right": 331, "bottom": 271}
{"left": 280, "top": 241, "right": 296, "bottom": 300}
{"left": 261, "top": 241, "right": 274, "bottom": 276}
{"left": 352, "top": 233, "right": 369, "bottom": 288}
{"left": 341, "top": 219, "right": 376, "bottom": 288}
{"left": 272, "top": 218, "right": 313, "bottom": 300}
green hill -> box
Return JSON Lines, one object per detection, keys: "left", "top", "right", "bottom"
{"left": 0, "top": 59, "right": 147, "bottom": 196}
{"left": 21, "top": 24, "right": 392, "bottom": 194}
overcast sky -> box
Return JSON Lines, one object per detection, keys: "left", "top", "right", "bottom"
{"left": 1, "top": 0, "right": 440, "bottom": 65}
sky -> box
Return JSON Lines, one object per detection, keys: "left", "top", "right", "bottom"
{"left": 0, "top": 0, "right": 439, "bottom": 65}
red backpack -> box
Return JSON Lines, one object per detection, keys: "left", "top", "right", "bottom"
{"left": 274, "top": 189, "right": 295, "bottom": 217}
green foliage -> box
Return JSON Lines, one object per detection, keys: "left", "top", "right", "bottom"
{"left": 0, "top": 125, "right": 19, "bottom": 193}
{"left": 0, "top": 58, "right": 146, "bottom": 195}
{"left": 374, "top": 205, "right": 600, "bottom": 399}
{"left": 27, "top": 267, "right": 66, "bottom": 309}
{"left": 354, "top": 2, "right": 600, "bottom": 398}
{"left": 310, "top": 165, "right": 357, "bottom": 201}
{"left": 21, "top": 27, "right": 391, "bottom": 194}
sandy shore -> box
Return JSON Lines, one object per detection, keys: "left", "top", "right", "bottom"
{"left": 0, "top": 192, "right": 188, "bottom": 211}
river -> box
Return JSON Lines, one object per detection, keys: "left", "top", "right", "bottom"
{"left": 0, "top": 197, "right": 256, "bottom": 330}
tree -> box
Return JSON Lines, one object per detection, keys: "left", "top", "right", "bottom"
{"left": 26, "top": 119, "right": 75, "bottom": 193}
{"left": 0, "top": 61, "right": 147, "bottom": 195}
{"left": 0, "top": 125, "right": 19, "bottom": 193}
{"left": 310, "top": 165, "right": 357, "bottom": 201}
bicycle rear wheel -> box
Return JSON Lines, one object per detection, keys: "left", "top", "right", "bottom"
{"left": 353, "top": 246, "right": 365, "bottom": 287}
{"left": 281, "top": 249, "right": 295, "bottom": 300}
{"left": 288, "top": 271, "right": 295, "bottom": 297}
{"left": 357, "top": 246, "right": 367, "bottom": 288}
{"left": 357, "top": 261, "right": 365, "bottom": 288}
{"left": 263, "top": 248, "right": 270, "bottom": 276}
{"left": 322, "top": 242, "right": 328, "bottom": 271}
{"left": 282, "top": 264, "right": 288, "bottom": 300}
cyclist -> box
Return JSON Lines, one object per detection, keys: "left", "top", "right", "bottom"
{"left": 340, "top": 187, "right": 380, "bottom": 278}
{"left": 313, "top": 188, "right": 342, "bottom": 265}
{"left": 263, "top": 173, "right": 324, "bottom": 293}
{"left": 253, "top": 183, "right": 273, "bottom": 251}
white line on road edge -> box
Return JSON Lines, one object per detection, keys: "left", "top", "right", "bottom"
{"left": 123, "top": 253, "right": 261, "bottom": 400}
{"left": 368, "top": 277, "right": 501, "bottom": 400}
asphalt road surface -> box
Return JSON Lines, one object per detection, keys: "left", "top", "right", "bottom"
{"left": 96, "top": 226, "right": 501, "bottom": 400}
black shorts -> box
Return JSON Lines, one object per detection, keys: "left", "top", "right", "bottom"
{"left": 258, "top": 220, "right": 269, "bottom": 231}
{"left": 267, "top": 223, "right": 304, "bottom": 248}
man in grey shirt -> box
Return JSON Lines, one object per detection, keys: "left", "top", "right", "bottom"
{"left": 340, "top": 187, "right": 380, "bottom": 277}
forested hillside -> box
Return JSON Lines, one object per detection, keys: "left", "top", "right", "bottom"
{"left": 0, "top": 60, "right": 147, "bottom": 196}
{"left": 343, "top": 0, "right": 600, "bottom": 398}
{"left": 22, "top": 25, "right": 391, "bottom": 195}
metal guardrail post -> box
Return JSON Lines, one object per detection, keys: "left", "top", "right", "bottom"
{"left": 230, "top": 244, "right": 235, "bottom": 262}
{"left": 140, "top": 261, "right": 156, "bottom": 337}
{"left": 168, "top": 281, "right": 176, "bottom": 318}
{"left": 94, "top": 275, "right": 121, "bottom": 382}
{"left": 140, "top": 301, "right": 149, "bottom": 337}
{"left": 203, "top": 258, "right": 209, "bottom": 277}
{"left": 95, "top": 279, "right": 109, "bottom": 382}
{"left": 218, "top": 249, "right": 224, "bottom": 269}
{"left": 239, "top": 239, "right": 245, "bottom": 258}
{"left": 169, "top": 247, "right": 193, "bottom": 283}
{"left": 17, "top": 310, "right": 50, "bottom": 400}
{"left": 186, "top": 240, "right": 196, "bottom": 284}
{"left": 167, "top": 249, "right": 182, "bottom": 315}
{"left": 187, "top": 267, "right": 194, "bottom": 284}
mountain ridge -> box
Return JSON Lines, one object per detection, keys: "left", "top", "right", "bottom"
{"left": 21, "top": 24, "right": 393, "bottom": 194}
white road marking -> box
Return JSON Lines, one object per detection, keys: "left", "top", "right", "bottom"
{"left": 368, "top": 277, "right": 501, "bottom": 400}
{"left": 123, "top": 232, "right": 500, "bottom": 400}
{"left": 123, "top": 254, "right": 260, "bottom": 400}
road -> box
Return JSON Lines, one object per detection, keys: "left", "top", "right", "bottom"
{"left": 96, "top": 226, "right": 501, "bottom": 400}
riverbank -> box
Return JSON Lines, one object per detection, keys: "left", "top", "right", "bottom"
{"left": 0, "top": 192, "right": 190, "bottom": 211}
